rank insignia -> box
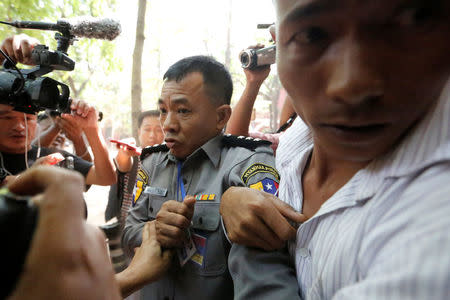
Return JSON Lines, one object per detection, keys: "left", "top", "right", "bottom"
{"left": 250, "top": 177, "right": 279, "bottom": 195}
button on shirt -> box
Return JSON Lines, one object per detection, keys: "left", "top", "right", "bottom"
{"left": 276, "top": 79, "right": 450, "bottom": 299}
{"left": 122, "top": 134, "right": 280, "bottom": 300}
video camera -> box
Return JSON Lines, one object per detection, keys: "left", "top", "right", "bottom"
{"left": 0, "top": 17, "right": 120, "bottom": 298}
{"left": 239, "top": 23, "right": 276, "bottom": 70}
{"left": 0, "top": 21, "right": 76, "bottom": 114}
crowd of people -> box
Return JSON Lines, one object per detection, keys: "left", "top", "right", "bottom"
{"left": 1, "top": 0, "right": 449, "bottom": 299}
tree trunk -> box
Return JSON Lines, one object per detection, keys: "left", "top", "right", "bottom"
{"left": 224, "top": 0, "right": 233, "bottom": 69}
{"left": 131, "top": 0, "right": 147, "bottom": 139}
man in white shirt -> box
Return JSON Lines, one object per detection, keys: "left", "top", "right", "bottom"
{"left": 221, "top": 0, "right": 450, "bottom": 299}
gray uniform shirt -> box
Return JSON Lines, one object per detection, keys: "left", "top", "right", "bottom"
{"left": 122, "top": 134, "right": 280, "bottom": 300}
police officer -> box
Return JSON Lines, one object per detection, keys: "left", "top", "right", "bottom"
{"left": 122, "top": 55, "right": 280, "bottom": 300}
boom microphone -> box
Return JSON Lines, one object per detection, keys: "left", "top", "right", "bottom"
{"left": 60, "top": 17, "right": 121, "bottom": 40}
{"left": 0, "top": 17, "right": 121, "bottom": 41}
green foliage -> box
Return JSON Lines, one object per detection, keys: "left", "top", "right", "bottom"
{"left": 0, "top": 0, "right": 126, "bottom": 137}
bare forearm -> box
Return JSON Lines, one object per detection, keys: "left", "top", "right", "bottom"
{"left": 84, "top": 127, "right": 116, "bottom": 185}
{"left": 34, "top": 125, "right": 60, "bottom": 147}
{"left": 226, "top": 81, "right": 263, "bottom": 136}
{"left": 115, "top": 151, "right": 133, "bottom": 173}
{"left": 72, "top": 135, "right": 92, "bottom": 162}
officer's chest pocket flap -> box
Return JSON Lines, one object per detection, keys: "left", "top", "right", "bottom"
{"left": 192, "top": 203, "right": 220, "bottom": 231}
{"left": 147, "top": 195, "right": 166, "bottom": 219}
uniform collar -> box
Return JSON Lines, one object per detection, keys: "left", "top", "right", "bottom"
{"left": 164, "top": 134, "right": 223, "bottom": 168}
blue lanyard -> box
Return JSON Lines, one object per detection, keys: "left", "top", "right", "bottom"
{"left": 177, "top": 162, "right": 186, "bottom": 202}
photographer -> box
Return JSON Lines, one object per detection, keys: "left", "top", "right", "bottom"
{"left": 0, "top": 34, "right": 116, "bottom": 187}
{"left": 5, "top": 166, "right": 172, "bottom": 299}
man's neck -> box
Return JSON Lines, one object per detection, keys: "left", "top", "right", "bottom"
{"left": 301, "top": 145, "right": 369, "bottom": 218}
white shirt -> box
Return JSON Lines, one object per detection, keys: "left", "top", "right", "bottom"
{"left": 276, "top": 80, "right": 450, "bottom": 299}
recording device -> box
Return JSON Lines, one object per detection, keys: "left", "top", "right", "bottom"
{"left": 239, "top": 45, "right": 276, "bottom": 70}
{"left": 0, "top": 17, "right": 120, "bottom": 297}
{"left": 0, "top": 17, "right": 121, "bottom": 114}
{"left": 239, "top": 22, "right": 276, "bottom": 70}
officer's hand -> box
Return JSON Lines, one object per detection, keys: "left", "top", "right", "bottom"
{"left": 117, "top": 221, "right": 173, "bottom": 298}
{"left": 7, "top": 167, "right": 121, "bottom": 300}
{"left": 220, "top": 187, "right": 307, "bottom": 251}
{"left": 0, "top": 34, "right": 39, "bottom": 65}
{"left": 155, "top": 196, "right": 196, "bottom": 248}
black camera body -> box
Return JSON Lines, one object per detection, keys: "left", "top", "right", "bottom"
{"left": 0, "top": 189, "right": 38, "bottom": 299}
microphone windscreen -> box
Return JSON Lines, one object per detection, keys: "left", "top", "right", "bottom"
{"left": 59, "top": 17, "right": 121, "bottom": 41}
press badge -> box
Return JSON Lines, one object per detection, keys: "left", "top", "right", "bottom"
{"left": 144, "top": 186, "right": 168, "bottom": 197}
{"left": 177, "top": 229, "right": 197, "bottom": 267}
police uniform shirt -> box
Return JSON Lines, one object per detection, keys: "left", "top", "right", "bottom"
{"left": 122, "top": 134, "right": 280, "bottom": 300}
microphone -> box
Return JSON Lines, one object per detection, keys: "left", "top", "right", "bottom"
{"left": 0, "top": 17, "right": 121, "bottom": 41}
{"left": 59, "top": 17, "right": 121, "bottom": 41}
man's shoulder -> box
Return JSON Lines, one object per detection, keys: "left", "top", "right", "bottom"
{"left": 140, "top": 143, "right": 170, "bottom": 161}
{"left": 221, "top": 134, "right": 273, "bottom": 154}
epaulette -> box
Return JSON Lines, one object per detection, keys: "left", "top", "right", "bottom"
{"left": 222, "top": 134, "right": 272, "bottom": 151}
{"left": 140, "top": 143, "right": 170, "bottom": 160}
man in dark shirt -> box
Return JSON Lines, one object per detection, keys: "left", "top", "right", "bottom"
{"left": 0, "top": 34, "right": 116, "bottom": 187}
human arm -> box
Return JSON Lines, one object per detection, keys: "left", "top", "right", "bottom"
{"left": 113, "top": 138, "right": 140, "bottom": 172}
{"left": 221, "top": 186, "right": 306, "bottom": 250}
{"left": 226, "top": 44, "right": 271, "bottom": 136}
{"left": 61, "top": 99, "right": 116, "bottom": 186}
{"left": 34, "top": 122, "right": 61, "bottom": 148}
{"left": 6, "top": 166, "right": 121, "bottom": 300}
{"left": 116, "top": 221, "right": 173, "bottom": 298}
{"left": 229, "top": 244, "right": 301, "bottom": 300}
{"left": 278, "top": 95, "right": 296, "bottom": 129}
{"left": 0, "top": 34, "right": 39, "bottom": 65}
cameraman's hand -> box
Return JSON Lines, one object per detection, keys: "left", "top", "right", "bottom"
{"left": 56, "top": 116, "right": 84, "bottom": 142}
{"left": 240, "top": 44, "right": 271, "bottom": 85}
{"left": 7, "top": 167, "right": 121, "bottom": 300}
{"left": 0, "top": 34, "right": 39, "bottom": 65}
{"left": 155, "top": 196, "right": 196, "bottom": 248}
{"left": 61, "top": 99, "right": 99, "bottom": 131}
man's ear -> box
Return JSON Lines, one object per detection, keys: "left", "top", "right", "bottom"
{"left": 216, "top": 104, "right": 232, "bottom": 131}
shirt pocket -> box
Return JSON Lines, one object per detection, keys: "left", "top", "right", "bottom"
{"left": 147, "top": 195, "right": 166, "bottom": 219}
{"left": 188, "top": 202, "right": 228, "bottom": 276}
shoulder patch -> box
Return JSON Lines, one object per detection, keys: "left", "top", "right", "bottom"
{"left": 140, "top": 143, "right": 169, "bottom": 160}
{"left": 133, "top": 168, "right": 149, "bottom": 206}
{"left": 222, "top": 134, "right": 271, "bottom": 151}
{"left": 241, "top": 163, "right": 280, "bottom": 184}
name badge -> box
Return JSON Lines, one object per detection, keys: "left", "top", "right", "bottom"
{"left": 144, "top": 186, "right": 168, "bottom": 197}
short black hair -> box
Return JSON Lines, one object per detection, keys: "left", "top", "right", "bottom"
{"left": 163, "top": 55, "right": 233, "bottom": 105}
{"left": 138, "top": 110, "right": 160, "bottom": 128}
